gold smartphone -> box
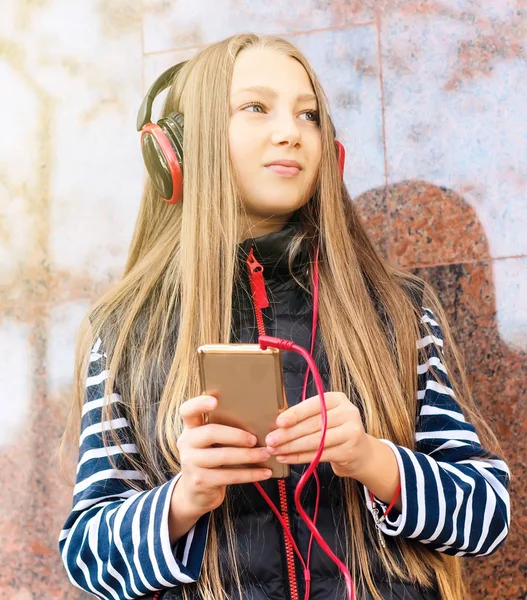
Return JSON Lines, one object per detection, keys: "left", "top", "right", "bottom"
{"left": 197, "top": 344, "right": 290, "bottom": 478}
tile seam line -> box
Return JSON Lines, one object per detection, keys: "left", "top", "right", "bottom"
{"left": 142, "top": 21, "right": 377, "bottom": 57}
{"left": 376, "top": 10, "right": 391, "bottom": 260}
{"left": 402, "top": 253, "right": 527, "bottom": 270}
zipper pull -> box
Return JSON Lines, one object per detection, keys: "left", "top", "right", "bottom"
{"left": 246, "top": 247, "right": 269, "bottom": 309}
{"left": 371, "top": 503, "right": 386, "bottom": 548}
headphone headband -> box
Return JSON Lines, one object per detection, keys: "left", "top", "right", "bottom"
{"left": 136, "top": 61, "right": 187, "bottom": 131}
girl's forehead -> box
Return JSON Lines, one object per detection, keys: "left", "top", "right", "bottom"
{"left": 231, "top": 48, "right": 315, "bottom": 97}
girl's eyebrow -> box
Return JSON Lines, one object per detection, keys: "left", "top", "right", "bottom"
{"left": 232, "top": 85, "right": 317, "bottom": 104}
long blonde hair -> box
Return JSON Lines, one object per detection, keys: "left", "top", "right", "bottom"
{"left": 61, "top": 33, "right": 500, "bottom": 600}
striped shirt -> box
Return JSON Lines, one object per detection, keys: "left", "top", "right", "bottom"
{"left": 59, "top": 309, "right": 511, "bottom": 599}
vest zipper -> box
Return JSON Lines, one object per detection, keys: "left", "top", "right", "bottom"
{"left": 246, "top": 246, "right": 300, "bottom": 600}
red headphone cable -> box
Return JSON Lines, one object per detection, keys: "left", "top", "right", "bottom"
{"left": 254, "top": 246, "right": 355, "bottom": 600}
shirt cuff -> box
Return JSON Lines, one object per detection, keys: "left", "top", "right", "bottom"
{"left": 158, "top": 474, "right": 211, "bottom": 584}
{"left": 363, "top": 439, "right": 407, "bottom": 535}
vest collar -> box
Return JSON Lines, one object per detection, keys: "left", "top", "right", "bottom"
{"left": 237, "top": 212, "right": 309, "bottom": 281}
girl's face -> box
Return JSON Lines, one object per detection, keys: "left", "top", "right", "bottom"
{"left": 229, "top": 47, "right": 322, "bottom": 231}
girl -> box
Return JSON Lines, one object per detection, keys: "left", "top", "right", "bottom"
{"left": 59, "top": 33, "right": 510, "bottom": 600}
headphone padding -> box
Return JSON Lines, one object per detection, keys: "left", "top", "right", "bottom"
{"left": 159, "top": 112, "right": 184, "bottom": 172}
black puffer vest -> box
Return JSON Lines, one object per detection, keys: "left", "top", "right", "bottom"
{"left": 159, "top": 215, "right": 440, "bottom": 600}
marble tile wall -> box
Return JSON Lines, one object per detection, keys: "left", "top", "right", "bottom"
{"left": 0, "top": 0, "right": 524, "bottom": 598}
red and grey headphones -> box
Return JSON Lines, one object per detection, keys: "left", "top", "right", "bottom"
{"left": 137, "top": 61, "right": 346, "bottom": 205}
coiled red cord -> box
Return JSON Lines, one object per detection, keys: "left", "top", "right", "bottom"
{"left": 257, "top": 336, "right": 354, "bottom": 600}
{"left": 254, "top": 246, "right": 354, "bottom": 600}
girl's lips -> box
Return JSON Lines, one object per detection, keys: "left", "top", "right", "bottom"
{"left": 265, "top": 165, "right": 301, "bottom": 177}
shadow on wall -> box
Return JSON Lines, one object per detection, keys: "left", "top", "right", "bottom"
{"left": 354, "top": 180, "right": 526, "bottom": 600}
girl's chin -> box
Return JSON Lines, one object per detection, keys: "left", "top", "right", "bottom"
{"left": 243, "top": 196, "right": 308, "bottom": 216}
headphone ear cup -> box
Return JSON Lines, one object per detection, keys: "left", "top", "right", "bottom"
{"left": 139, "top": 112, "right": 184, "bottom": 204}
{"left": 334, "top": 140, "right": 345, "bottom": 180}
{"left": 156, "top": 112, "right": 184, "bottom": 204}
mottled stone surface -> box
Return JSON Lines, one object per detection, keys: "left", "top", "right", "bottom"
{"left": 1, "top": 0, "right": 525, "bottom": 598}
{"left": 412, "top": 258, "right": 527, "bottom": 600}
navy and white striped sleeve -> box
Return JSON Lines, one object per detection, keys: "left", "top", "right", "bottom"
{"left": 58, "top": 339, "right": 210, "bottom": 600}
{"left": 364, "top": 308, "right": 511, "bottom": 557}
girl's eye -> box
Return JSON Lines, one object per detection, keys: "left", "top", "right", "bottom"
{"left": 300, "top": 110, "right": 319, "bottom": 123}
{"left": 241, "top": 102, "right": 319, "bottom": 123}
{"left": 242, "top": 102, "right": 266, "bottom": 113}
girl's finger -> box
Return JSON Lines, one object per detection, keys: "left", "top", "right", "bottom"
{"left": 189, "top": 446, "right": 271, "bottom": 468}
{"left": 187, "top": 423, "right": 257, "bottom": 449}
{"left": 276, "top": 394, "right": 338, "bottom": 427}
{"left": 269, "top": 427, "right": 349, "bottom": 456}
{"left": 274, "top": 445, "right": 350, "bottom": 465}
{"left": 195, "top": 467, "right": 273, "bottom": 487}
{"left": 266, "top": 407, "right": 344, "bottom": 447}
{"left": 180, "top": 395, "right": 218, "bottom": 428}
{"left": 276, "top": 392, "right": 349, "bottom": 428}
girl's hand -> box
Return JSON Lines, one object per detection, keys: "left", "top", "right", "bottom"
{"left": 264, "top": 392, "right": 373, "bottom": 478}
{"left": 175, "top": 395, "right": 273, "bottom": 516}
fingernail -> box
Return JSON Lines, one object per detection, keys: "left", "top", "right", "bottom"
{"left": 206, "top": 397, "right": 216, "bottom": 408}
{"left": 277, "top": 418, "right": 289, "bottom": 427}
{"left": 276, "top": 456, "right": 287, "bottom": 462}
{"left": 260, "top": 449, "right": 271, "bottom": 459}
{"left": 266, "top": 435, "right": 276, "bottom": 446}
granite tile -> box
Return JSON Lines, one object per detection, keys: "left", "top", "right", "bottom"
{"left": 0, "top": 51, "right": 48, "bottom": 307}
{"left": 365, "top": 0, "right": 522, "bottom": 21}
{"left": 46, "top": 300, "right": 92, "bottom": 397}
{"left": 143, "top": 47, "right": 204, "bottom": 100}
{"left": 23, "top": 0, "right": 144, "bottom": 284}
{"left": 1, "top": 0, "right": 147, "bottom": 299}
{"left": 351, "top": 183, "right": 390, "bottom": 258}
{"left": 386, "top": 179, "right": 527, "bottom": 356}
{"left": 0, "top": 426, "right": 88, "bottom": 598}
{"left": 380, "top": 12, "right": 527, "bottom": 259}
{"left": 0, "top": 301, "right": 90, "bottom": 598}
{"left": 493, "top": 256, "right": 527, "bottom": 353}
{"left": 47, "top": 46, "right": 144, "bottom": 285}
{"left": 0, "top": 310, "right": 37, "bottom": 449}
{"left": 0, "top": 305, "right": 52, "bottom": 590}
{"left": 142, "top": 0, "right": 375, "bottom": 54}
{"left": 287, "top": 26, "right": 386, "bottom": 198}
{"left": 348, "top": 179, "right": 496, "bottom": 270}
{"left": 0, "top": 264, "right": 48, "bottom": 307}
{"left": 0, "top": 261, "right": 112, "bottom": 308}
{"left": 412, "top": 259, "right": 527, "bottom": 599}
{"left": 388, "top": 180, "right": 490, "bottom": 267}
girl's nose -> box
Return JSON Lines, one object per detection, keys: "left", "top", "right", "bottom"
{"left": 270, "top": 117, "right": 301, "bottom": 148}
